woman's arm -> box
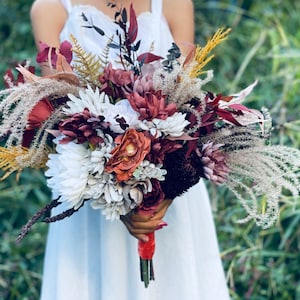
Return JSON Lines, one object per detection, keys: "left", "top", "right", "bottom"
{"left": 30, "top": 0, "right": 68, "bottom": 75}
{"left": 164, "top": 0, "right": 195, "bottom": 55}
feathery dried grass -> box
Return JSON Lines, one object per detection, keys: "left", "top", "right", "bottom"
{"left": 0, "top": 78, "right": 80, "bottom": 147}
{"left": 0, "top": 79, "right": 80, "bottom": 179}
{"left": 227, "top": 146, "right": 300, "bottom": 228}
{"left": 153, "top": 65, "right": 212, "bottom": 108}
{"left": 203, "top": 126, "right": 300, "bottom": 228}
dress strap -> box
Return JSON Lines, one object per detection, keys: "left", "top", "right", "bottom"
{"left": 151, "top": 0, "right": 163, "bottom": 17}
{"left": 60, "top": 0, "right": 72, "bottom": 14}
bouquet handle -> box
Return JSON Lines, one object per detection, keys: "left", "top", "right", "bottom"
{"left": 138, "top": 231, "right": 155, "bottom": 287}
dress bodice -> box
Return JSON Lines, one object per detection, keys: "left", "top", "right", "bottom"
{"left": 59, "top": 0, "right": 174, "bottom": 64}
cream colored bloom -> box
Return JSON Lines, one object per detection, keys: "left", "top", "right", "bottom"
{"left": 143, "top": 112, "right": 190, "bottom": 138}
{"left": 45, "top": 138, "right": 91, "bottom": 209}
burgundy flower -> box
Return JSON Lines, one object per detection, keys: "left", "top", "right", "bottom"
{"left": 147, "top": 138, "right": 182, "bottom": 164}
{"left": 99, "top": 63, "right": 134, "bottom": 99}
{"left": 127, "top": 91, "right": 177, "bottom": 121}
{"left": 58, "top": 108, "right": 107, "bottom": 146}
{"left": 160, "top": 147, "right": 204, "bottom": 199}
{"left": 139, "top": 179, "right": 164, "bottom": 212}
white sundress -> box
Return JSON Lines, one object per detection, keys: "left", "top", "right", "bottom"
{"left": 40, "top": 0, "right": 231, "bottom": 299}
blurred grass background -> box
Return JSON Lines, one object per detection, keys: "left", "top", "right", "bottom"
{"left": 0, "top": 0, "right": 300, "bottom": 299}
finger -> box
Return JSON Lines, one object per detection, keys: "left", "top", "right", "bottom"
{"left": 151, "top": 199, "right": 173, "bottom": 220}
{"left": 131, "top": 233, "right": 150, "bottom": 242}
{"left": 121, "top": 216, "right": 155, "bottom": 241}
{"left": 122, "top": 216, "right": 161, "bottom": 231}
{"left": 130, "top": 212, "right": 153, "bottom": 222}
{"left": 121, "top": 217, "right": 164, "bottom": 235}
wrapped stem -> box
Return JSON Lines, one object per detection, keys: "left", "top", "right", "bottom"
{"left": 138, "top": 231, "right": 155, "bottom": 287}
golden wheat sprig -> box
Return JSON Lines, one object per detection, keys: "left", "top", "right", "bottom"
{"left": 190, "top": 28, "right": 231, "bottom": 78}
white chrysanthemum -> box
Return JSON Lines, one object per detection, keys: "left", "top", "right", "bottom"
{"left": 103, "top": 99, "right": 141, "bottom": 133}
{"left": 45, "top": 138, "right": 92, "bottom": 210}
{"left": 133, "top": 160, "right": 167, "bottom": 181}
{"left": 64, "top": 85, "right": 110, "bottom": 115}
{"left": 90, "top": 181, "right": 126, "bottom": 220}
{"left": 90, "top": 175, "right": 144, "bottom": 220}
{"left": 84, "top": 133, "right": 138, "bottom": 220}
{"left": 65, "top": 86, "right": 141, "bottom": 133}
{"left": 143, "top": 112, "right": 190, "bottom": 137}
{"left": 92, "top": 198, "right": 130, "bottom": 220}
{"left": 89, "top": 133, "right": 114, "bottom": 174}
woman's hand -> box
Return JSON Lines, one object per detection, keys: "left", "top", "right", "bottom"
{"left": 120, "top": 199, "right": 173, "bottom": 242}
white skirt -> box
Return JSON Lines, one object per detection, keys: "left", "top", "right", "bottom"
{"left": 40, "top": 181, "right": 230, "bottom": 300}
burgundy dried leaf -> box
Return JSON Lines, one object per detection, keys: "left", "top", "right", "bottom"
{"left": 137, "top": 52, "right": 162, "bottom": 64}
{"left": 217, "top": 109, "right": 242, "bottom": 126}
{"left": 59, "top": 40, "right": 73, "bottom": 63}
{"left": 36, "top": 40, "right": 72, "bottom": 67}
{"left": 128, "top": 4, "right": 138, "bottom": 43}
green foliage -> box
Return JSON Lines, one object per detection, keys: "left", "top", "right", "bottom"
{"left": 0, "top": 169, "right": 50, "bottom": 299}
{"left": 0, "top": 0, "right": 300, "bottom": 299}
{"left": 0, "top": 0, "right": 36, "bottom": 89}
{"left": 194, "top": 1, "right": 300, "bottom": 299}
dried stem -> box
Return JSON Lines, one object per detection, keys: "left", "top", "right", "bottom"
{"left": 16, "top": 198, "right": 61, "bottom": 243}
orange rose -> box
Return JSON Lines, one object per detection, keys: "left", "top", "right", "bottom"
{"left": 105, "top": 129, "right": 151, "bottom": 182}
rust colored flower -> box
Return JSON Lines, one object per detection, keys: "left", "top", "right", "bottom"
{"left": 127, "top": 91, "right": 177, "bottom": 121}
{"left": 105, "top": 129, "right": 151, "bottom": 182}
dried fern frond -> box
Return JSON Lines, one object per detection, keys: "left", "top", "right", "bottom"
{"left": 0, "top": 78, "right": 80, "bottom": 147}
{"left": 70, "top": 34, "right": 110, "bottom": 87}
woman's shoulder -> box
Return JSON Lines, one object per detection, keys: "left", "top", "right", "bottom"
{"left": 162, "top": 0, "right": 194, "bottom": 54}
{"left": 163, "top": 0, "right": 194, "bottom": 13}
{"left": 163, "top": 0, "right": 194, "bottom": 25}
{"left": 31, "top": 0, "right": 67, "bottom": 20}
{"left": 31, "top": 0, "right": 68, "bottom": 48}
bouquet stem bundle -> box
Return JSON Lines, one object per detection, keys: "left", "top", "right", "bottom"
{"left": 138, "top": 232, "right": 155, "bottom": 287}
